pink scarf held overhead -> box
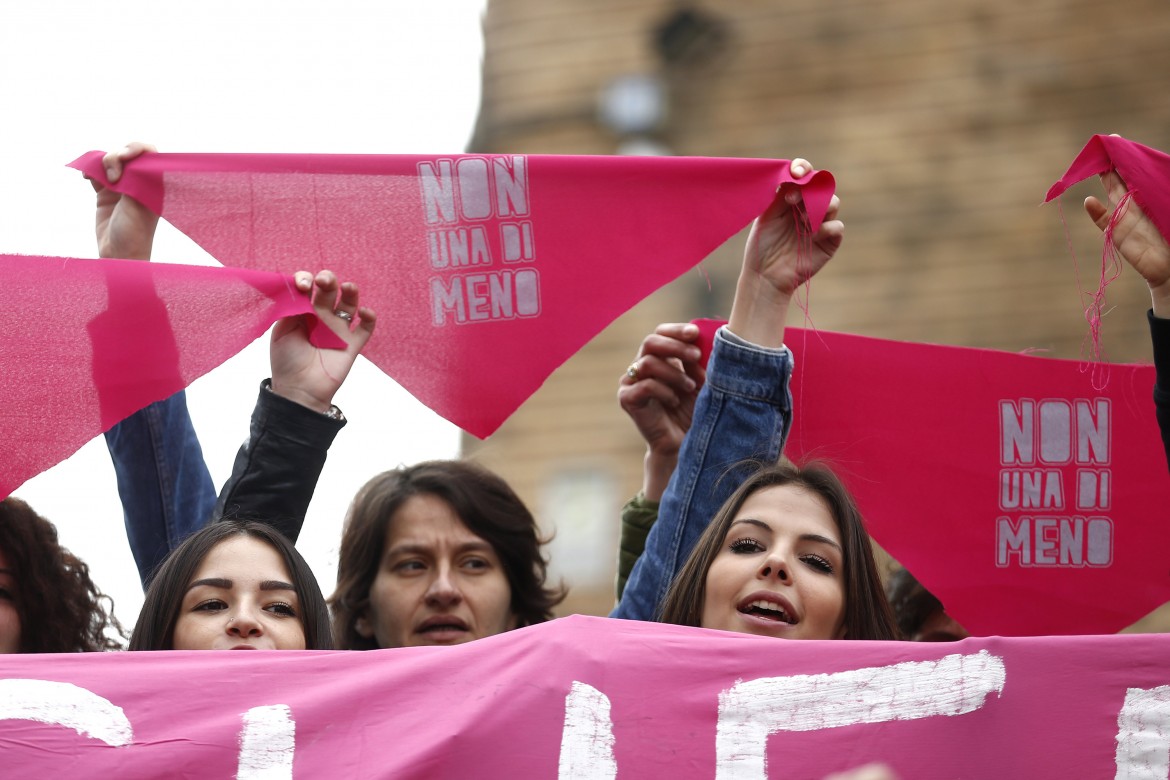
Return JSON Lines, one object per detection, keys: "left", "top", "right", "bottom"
{"left": 69, "top": 151, "right": 835, "bottom": 438}
{"left": 0, "top": 257, "right": 329, "bottom": 500}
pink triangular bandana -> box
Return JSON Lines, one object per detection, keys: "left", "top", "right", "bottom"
{"left": 0, "top": 255, "right": 329, "bottom": 499}
{"left": 70, "top": 151, "right": 835, "bottom": 437}
{"left": 787, "top": 329, "right": 1168, "bottom": 637}
{"left": 693, "top": 320, "right": 1169, "bottom": 636}
{"left": 1044, "top": 133, "right": 1170, "bottom": 242}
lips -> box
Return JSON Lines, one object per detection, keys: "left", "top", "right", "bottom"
{"left": 737, "top": 592, "right": 798, "bottom": 625}
{"left": 416, "top": 615, "right": 470, "bottom": 636}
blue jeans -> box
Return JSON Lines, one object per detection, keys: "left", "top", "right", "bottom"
{"left": 611, "top": 328, "right": 794, "bottom": 621}
{"left": 104, "top": 391, "right": 216, "bottom": 587}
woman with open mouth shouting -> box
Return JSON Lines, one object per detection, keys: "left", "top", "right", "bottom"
{"left": 612, "top": 158, "right": 897, "bottom": 641}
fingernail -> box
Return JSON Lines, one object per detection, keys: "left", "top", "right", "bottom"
{"left": 105, "top": 167, "right": 117, "bottom": 181}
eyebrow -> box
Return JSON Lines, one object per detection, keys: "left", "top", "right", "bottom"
{"left": 729, "top": 518, "right": 843, "bottom": 552}
{"left": 186, "top": 578, "right": 297, "bottom": 592}
{"left": 387, "top": 540, "right": 495, "bottom": 557}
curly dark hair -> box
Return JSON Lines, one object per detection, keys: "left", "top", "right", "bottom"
{"left": 0, "top": 497, "right": 126, "bottom": 652}
{"left": 330, "top": 460, "right": 567, "bottom": 650}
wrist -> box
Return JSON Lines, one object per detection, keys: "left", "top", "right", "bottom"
{"left": 642, "top": 449, "right": 678, "bottom": 502}
{"left": 269, "top": 380, "right": 335, "bottom": 416}
{"left": 728, "top": 274, "right": 792, "bottom": 348}
{"left": 98, "top": 241, "right": 152, "bottom": 261}
{"left": 1150, "top": 281, "right": 1170, "bottom": 319}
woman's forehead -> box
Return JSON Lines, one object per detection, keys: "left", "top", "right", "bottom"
{"left": 732, "top": 484, "right": 840, "bottom": 541}
{"left": 194, "top": 535, "right": 292, "bottom": 579}
{"left": 385, "top": 494, "right": 494, "bottom": 551}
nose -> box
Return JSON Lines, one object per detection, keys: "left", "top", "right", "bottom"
{"left": 424, "top": 566, "right": 464, "bottom": 608}
{"left": 758, "top": 553, "right": 791, "bottom": 583}
{"left": 226, "top": 613, "right": 262, "bottom": 638}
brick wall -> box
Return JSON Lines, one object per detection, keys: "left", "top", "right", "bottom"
{"left": 463, "top": 0, "right": 1170, "bottom": 626}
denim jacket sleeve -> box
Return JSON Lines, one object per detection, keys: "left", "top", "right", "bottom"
{"left": 610, "top": 327, "right": 794, "bottom": 621}
{"left": 213, "top": 380, "right": 345, "bottom": 543}
{"left": 104, "top": 390, "right": 217, "bottom": 588}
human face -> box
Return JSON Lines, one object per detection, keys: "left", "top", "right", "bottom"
{"left": 357, "top": 493, "right": 517, "bottom": 648}
{"left": 701, "top": 485, "right": 846, "bottom": 640}
{"left": 0, "top": 546, "right": 20, "bottom": 654}
{"left": 171, "top": 536, "right": 306, "bottom": 651}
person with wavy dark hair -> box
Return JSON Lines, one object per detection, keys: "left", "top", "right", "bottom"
{"left": 658, "top": 462, "right": 897, "bottom": 640}
{"left": 331, "top": 461, "right": 565, "bottom": 650}
{"left": 129, "top": 519, "right": 332, "bottom": 651}
{"left": 0, "top": 497, "right": 125, "bottom": 653}
{"left": 613, "top": 157, "right": 895, "bottom": 641}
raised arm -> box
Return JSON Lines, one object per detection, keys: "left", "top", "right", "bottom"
{"left": 214, "top": 270, "right": 375, "bottom": 541}
{"left": 1084, "top": 165, "right": 1170, "bottom": 469}
{"left": 95, "top": 143, "right": 218, "bottom": 587}
{"left": 613, "top": 159, "right": 844, "bottom": 620}
{"left": 614, "top": 322, "right": 704, "bottom": 598}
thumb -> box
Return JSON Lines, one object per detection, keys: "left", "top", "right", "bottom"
{"left": 1084, "top": 196, "right": 1110, "bottom": 233}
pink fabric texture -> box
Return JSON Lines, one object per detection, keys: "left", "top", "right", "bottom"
{"left": 1045, "top": 134, "right": 1170, "bottom": 367}
{"left": 694, "top": 320, "right": 1167, "bottom": 636}
{"left": 1, "top": 615, "right": 1167, "bottom": 777}
{"left": 69, "top": 151, "right": 834, "bottom": 437}
{"left": 1044, "top": 133, "right": 1170, "bottom": 241}
{"left": 0, "top": 255, "right": 329, "bottom": 499}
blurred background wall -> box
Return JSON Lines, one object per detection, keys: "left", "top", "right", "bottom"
{"left": 459, "top": 0, "right": 1170, "bottom": 624}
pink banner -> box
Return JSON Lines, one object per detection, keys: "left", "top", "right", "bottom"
{"left": 0, "top": 255, "right": 329, "bottom": 499}
{"left": 0, "top": 616, "right": 1167, "bottom": 778}
{"left": 68, "top": 151, "right": 834, "bottom": 438}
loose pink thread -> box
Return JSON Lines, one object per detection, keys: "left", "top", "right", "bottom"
{"left": 1058, "top": 188, "right": 1136, "bottom": 390}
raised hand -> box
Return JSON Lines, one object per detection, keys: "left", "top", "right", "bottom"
{"left": 730, "top": 158, "right": 844, "bottom": 347}
{"left": 1084, "top": 167, "right": 1170, "bottom": 318}
{"left": 745, "top": 159, "right": 844, "bottom": 294}
{"left": 270, "top": 270, "right": 377, "bottom": 414}
{"left": 93, "top": 142, "right": 159, "bottom": 260}
{"left": 618, "top": 323, "right": 706, "bottom": 500}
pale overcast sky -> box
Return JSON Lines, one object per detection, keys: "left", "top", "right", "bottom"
{"left": 1, "top": 0, "right": 487, "bottom": 630}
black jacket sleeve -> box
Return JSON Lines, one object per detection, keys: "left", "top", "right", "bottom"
{"left": 214, "top": 380, "right": 345, "bottom": 542}
{"left": 1148, "top": 310, "right": 1170, "bottom": 473}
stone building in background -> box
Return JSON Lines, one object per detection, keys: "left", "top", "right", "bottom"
{"left": 461, "top": 0, "right": 1170, "bottom": 625}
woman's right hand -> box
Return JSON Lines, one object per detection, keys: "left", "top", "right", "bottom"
{"left": 1084, "top": 167, "right": 1170, "bottom": 318}
{"left": 270, "top": 270, "right": 376, "bottom": 414}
